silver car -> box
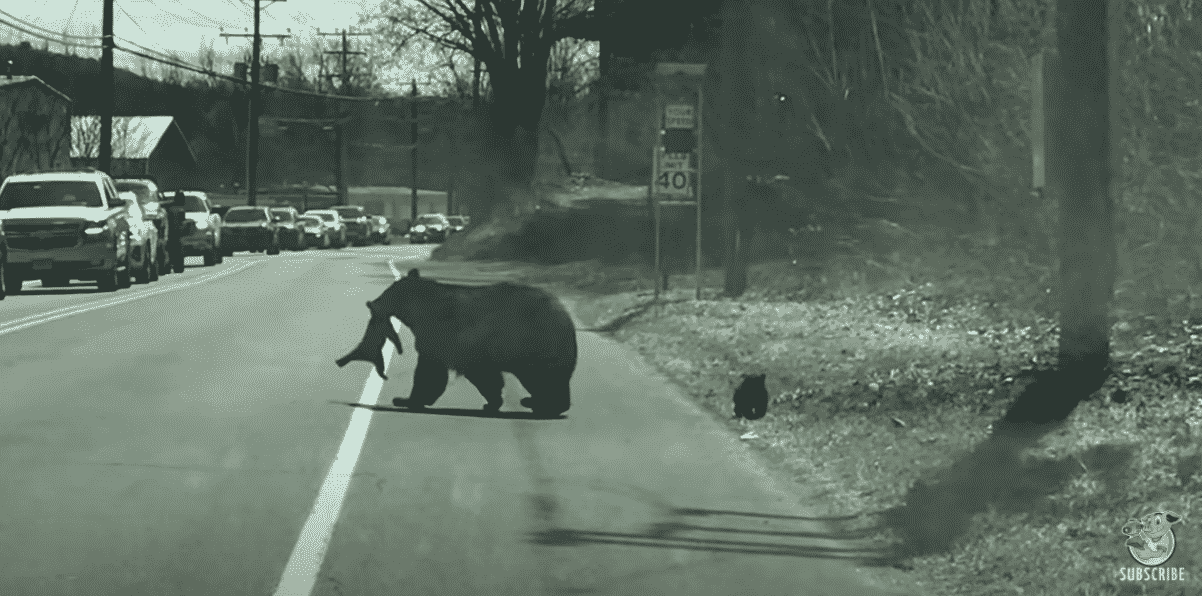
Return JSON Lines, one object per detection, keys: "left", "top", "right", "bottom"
{"left": 303, "top": 209, "right": 348, "bottom": 249}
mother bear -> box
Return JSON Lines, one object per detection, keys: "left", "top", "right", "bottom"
{"left": 335, "top": 268, "right": 578, "bottom": 417}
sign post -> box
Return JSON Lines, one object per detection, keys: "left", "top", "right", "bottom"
{"left": 651, "top": 62, "right": 706, "bottom": 302}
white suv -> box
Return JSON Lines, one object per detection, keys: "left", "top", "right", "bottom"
{"left": 0, "top": 168, "right": 158, "bottom": 293}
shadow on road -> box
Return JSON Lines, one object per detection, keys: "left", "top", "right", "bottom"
{"left": 529, "top": 505, "right": 895, "bottom": 563}
{"left": 333, "top": 400, "right": 566, "bottom": 420}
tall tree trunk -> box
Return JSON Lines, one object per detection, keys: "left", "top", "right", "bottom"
{"left": 1003, "top": 0, "right": 1116, "bottom": 424}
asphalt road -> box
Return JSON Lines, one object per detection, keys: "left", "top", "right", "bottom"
{"left": 0, "top": 244, "right": 919, "bottom": 596}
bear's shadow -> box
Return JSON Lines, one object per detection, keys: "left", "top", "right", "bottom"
{"left": 332, "top": 401, "right": 566, "bottom": 420}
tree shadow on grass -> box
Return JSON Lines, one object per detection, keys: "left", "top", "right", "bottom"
{"left": 872, "top": 418, "right": 1136, "bottom": 563}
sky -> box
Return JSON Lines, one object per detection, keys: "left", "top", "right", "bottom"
{"left": 0, "top": 1, "right": 424, "bottom": 94}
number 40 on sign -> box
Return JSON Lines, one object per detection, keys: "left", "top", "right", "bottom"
{"left": 654, "top": 151, "right": 693, "bottom": 197}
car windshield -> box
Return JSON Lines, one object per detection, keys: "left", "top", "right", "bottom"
{"left": 311, "top": 212, "right": 336, "bottom": 222}
{"left": 0, "top": 181, "right": 104, "bottom": 209}
{"left": 333, "top": 208, "right": 362, "bottom": 218}
{"left": 114, "top": 182, "right": 156, "bottom": 205}
{"left": 417, "top": 216, "right": 444, "bottom": 225}
{"left": 181, "top": 195, "right": 208, "bottom": 212}
{"left": 447, "top": 217, "right": 465, "bottom": 225}
{"left": 224, "top": 209, "right": 267, "bottom": 222}
{"left": 270, "top": 211, "right": 294, "bottom": 222}
{"left": 298, "top": 217, "right": 321, "bottom": 226}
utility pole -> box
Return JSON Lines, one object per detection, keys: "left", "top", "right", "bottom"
{"left": 410, "top": 78, "right": 419, "bottom": 222}
{"left": 220, "top": 1, "right": 289, "bottom": 207}
{"left": 99, "top": 0, "right": 113, "bottom": 174}
{"left": 319, "top": 29, "right": 369, "bottom": 94}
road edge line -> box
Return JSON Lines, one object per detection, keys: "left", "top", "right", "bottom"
{"left": 271, "top": 259, "right": 403, "bottom": 596}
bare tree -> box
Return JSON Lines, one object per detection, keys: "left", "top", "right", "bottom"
{"left": 367, "top": 0, "right": 594, "bottom": 217}
{"left": 546, "top": 37, "right": 598, "bottom": 104}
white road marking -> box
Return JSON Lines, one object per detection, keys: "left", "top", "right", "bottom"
{"left": 272, "top": 259, "right": 404, "bottom": 596}
{"left": 0, "top": 250, "right": 380, "bottom": 334}
{"left": 0, "top": 260, "right": 264, "bottom": 338}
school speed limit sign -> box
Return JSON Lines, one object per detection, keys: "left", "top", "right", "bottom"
{"left": 653, "top": 150, "right": 693, "bottom": 197}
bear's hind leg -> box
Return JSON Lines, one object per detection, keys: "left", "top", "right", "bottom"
{"left": 394, "top": 354, "right": 449, "bottom": 408}
{"left": 515, "top": 370, "right": 571, "bottom": 417}
{"left": 463, "top": 369, "right": 505, "bottom": 412}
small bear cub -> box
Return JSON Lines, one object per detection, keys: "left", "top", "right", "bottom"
{"left": 733, "top": 373, "right": 768, "bottom": 420}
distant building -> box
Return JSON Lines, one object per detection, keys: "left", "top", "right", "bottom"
{"left": 71, "top": 115, "right": 197, "bottom": 189}
{"left": 0, "top": 75, "right": 73, "bottom": 181}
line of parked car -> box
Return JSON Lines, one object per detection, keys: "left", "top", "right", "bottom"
{"left": 0, "top": 167, "right": 408, "bottom": 299}
{"left": 406, "top": 212, "right": 470, "bottom": 244}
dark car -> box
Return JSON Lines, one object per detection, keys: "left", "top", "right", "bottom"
{"left": 446, "top": 215, "right": 470, "bottom": 236}
{"left": 269, "top": 207, "right": 307, "bottom": 251}
{"left": 330, "top": 205, "right": 372, "bottom": 246}
{"left": 114, "top": 178, "right": 173, "bottom": 275}
{"left": 220, "top": 206, "right": 281, "bottom": 254}
{"left": 408, "top": 213, "right": 450, "bottom": 244}
{"left": 366, "top": 215, "right": 390, "bottom": 245}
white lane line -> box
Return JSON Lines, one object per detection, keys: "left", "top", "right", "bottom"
{"left": 272, "top": 260, "right": 403, "bottom": 596}
{"left": 0, "top": 260, "right": 264, "bottom": 338}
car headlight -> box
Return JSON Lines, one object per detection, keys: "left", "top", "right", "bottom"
{"left": 84, "top": 219, "right": 114, "bottom": 235}
{"left": 194, "top": 219, "right": 209, "bottom": 230}
{"left": 259, "top": 222, "right": 268, "bottom": 228}
{"left": 413, "top": 225, "right": 426, "bottom": 232}
{"left": 431, "top": 225, "right": 445, "bottom": 231}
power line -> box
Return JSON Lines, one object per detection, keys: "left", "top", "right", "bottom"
{"left": 0, "top": 8, "right": 100, "bottom": 40}
{"left": 0, "top": 16, "right": 101, "bottom": 49}
{"left": 66, "top": 0, "right": 83, "bottom": 38}
{"left": 0, "top": 15, "right": 431, "bottom": 103}
{"left": 115, "top": 4, "right": 148, "bottom": 37}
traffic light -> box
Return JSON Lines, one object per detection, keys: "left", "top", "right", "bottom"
{"left": 661, "top": 128, "right": 696, "bottom": 153}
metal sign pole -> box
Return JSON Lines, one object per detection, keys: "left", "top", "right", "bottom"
{"left": 653, "top": 148, "right": 662, "bottom": 306}
{"left": 695, "top": 84, "right": 703, "bottom": 301}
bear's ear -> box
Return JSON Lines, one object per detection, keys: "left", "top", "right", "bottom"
{"left": 407, "top": 268, "right": 420, "bottom": 278}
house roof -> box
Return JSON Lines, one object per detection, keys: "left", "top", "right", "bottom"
{"left": 0, "top": 75, "right": 73, "bottom": 102}
{"left": 70, "top": 115, "right": 195, "bottom": 164}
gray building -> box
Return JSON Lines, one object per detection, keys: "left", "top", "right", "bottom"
{"left": 71, "top": 115, "right": 197, "bottom": 189}
{"left": 0, "top": 75, "right": 73, "bottom": 180}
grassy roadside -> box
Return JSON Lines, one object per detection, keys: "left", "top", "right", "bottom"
{"left": 520, "top": 259, "right": 1202, "bottom": 596}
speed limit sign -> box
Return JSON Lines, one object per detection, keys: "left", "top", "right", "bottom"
{"left": 653, "top": 150, "right": 692, "bottom": 197}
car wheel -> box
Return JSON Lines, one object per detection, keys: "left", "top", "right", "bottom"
{"left": 133, "top": 243, "right": 152, "bottom": 284}
{"left": 148, "top": 250, "right": 160, "bottom": 282}
{"left": 295, "top": 232, "right": 306, "bottom": 251}
{"left": 98, "top": 261, "right": 120, "bottom": 292}
{"left": 267, "top": 239, "right": 281, "bottom": 255}
{"left": 171, "top": 247, "right": 186, "bottom": 273}
{"left": 116, "top": 237, "right": 133, "bottom": 289}
{"left": 158, "top": 246, "right": 172, "bottom": 275}
{"left": 215, "top": 242, "right": 225, "bottom": 263}
{"left": 203, "top": 247, "right": 217, "bottom": 266}
{"left": 0, "top": 258, "right": 8, "bottom": 299}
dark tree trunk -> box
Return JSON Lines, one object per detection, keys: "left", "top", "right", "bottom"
{"left": 1003, "top": 0, "right": 1116, "bottom": 425}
